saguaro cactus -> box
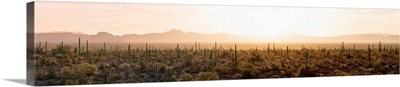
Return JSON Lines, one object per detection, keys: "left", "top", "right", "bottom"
{"left": 368, "top": 44, "right": 372, "bottom": 67}
{"left": 103, "top": 67, "right": 108, "bottom": 84}
{"left": 195, "top": 42, "right": 197, "bottom": 51}
{"left": 341, "top": 42, "right": 344, "bottom": 52}
{"left": 177, "top": 44, "right": 180, "bottom": 58}
{"left": 286, "top": 46, "right": 289, "bottom": 59}
{"left": 273, "top": 43, "right": 275, "bottom": 51}
{"left": 304, "top": 49, "right": 309, "bottom": 76}
{"left": 378, "top": 41, "right": 382, "bottom": 52}
{"left": 234, "top": 44, "right": 237, "bottom": 64}
{"left": 267, "top": 43, "right": 270, "bottom": 55}
{"left": 61, "top": 41, "right": 64, "bottom": 49}
{"left": 38, "top": 42, "right": 41, "bottom": 50}
{"left": 128, "top": 44, "right": 131, "bottom": 59}
{"left": 45, "top": 42, "right": 47, "bottom": 52}
{"left": 86, "top": 40, "right": 90, "bottom": 64}
{"left": 214, "top": 42, "right": 217, "bottom": 59}
{"left": 78, "top": 38, "right": 81, "bottom": 55}
{"left": 156, "top": 64, "right": 159, "bottom": 82}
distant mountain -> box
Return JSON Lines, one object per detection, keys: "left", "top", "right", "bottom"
{"left": 34, "top": 29, "right": 400, "bottom": 43}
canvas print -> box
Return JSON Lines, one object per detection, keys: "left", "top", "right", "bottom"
{"left": 27, "top": 1, "right": 399, "bottom": 86}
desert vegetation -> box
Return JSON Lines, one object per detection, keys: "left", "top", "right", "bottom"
{"left": 27, "top": 38, "right": 399, "bottom": 85}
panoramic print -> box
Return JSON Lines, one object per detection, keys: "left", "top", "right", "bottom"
{"left": 27, "top": 1, "right": 399, "bottom": 86}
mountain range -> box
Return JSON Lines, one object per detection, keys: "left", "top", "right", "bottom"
{"left": 34, "top": 29, "right": 400, "bottom": 43}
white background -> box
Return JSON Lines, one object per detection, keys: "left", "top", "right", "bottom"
{"left": 0, "top": 0, "right": 399, "bottom": 87}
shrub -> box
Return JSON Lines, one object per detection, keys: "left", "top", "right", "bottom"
{"left": 178, "top": 73, "right": 193, "bottom": 81}
{"left": 60, "top": 63, "right": 98, "bottom": 84}
{"left": 238, "top": 62, "right": 258, "bottom": 78}
{"left": 195, "top": 72, "right": 219, "bottom": 80}
{"left": 297, "top": 64, "right": 316, "bottom": 77}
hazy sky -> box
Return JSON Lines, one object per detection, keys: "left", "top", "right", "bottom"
{"left": 36, "top": 1, "right": 400, "bottom": 36}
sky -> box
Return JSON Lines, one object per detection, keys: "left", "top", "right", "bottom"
{"left": 35, "top": 1, "right": 400, "bottom": 37}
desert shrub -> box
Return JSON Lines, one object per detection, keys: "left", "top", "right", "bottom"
{"left": 185, "top": 55, "right": 193, "bottom": 66}
{"left": 195, "top": 72, "right": 219, "bottom": 80}
{"left": 213, "top": 65, "right": 231, "bottom": 75}
{"left": 51, "top": 44, "right": 72, "bottom": 56}
{"left": 35, "top": 68, "right": 47, "bottom": 80}
{"left": 373, "top": 59, "right": 383, "bottom": 69}
{"left": 248, "top": 52, "right": 263, "bottom": 62}
{"left": 138, "top": 60, "right": 147, "bottom": 72}
{"left": 297, "top": 64, "right": 316, "bottom": 77}
{"left": 60, "top": 63, "right": 98, "bottom": 84}
{"left": 178, "top": 72, "right": 193, "bottom": 81}
{"left": 118, "top": 63, "right": 131, "bottom": 71}
{"left": 64, "top": 79, "right": 79, "bottom": 85}
{"left": 238, "top": 62, "right": 258, "bottom": 78}
{"left": 271, "top": 61, "right": 282, "bottom": 71}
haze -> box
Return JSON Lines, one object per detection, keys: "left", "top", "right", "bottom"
{"left": 35, "top": 1, "right": 399, "bottom": 37}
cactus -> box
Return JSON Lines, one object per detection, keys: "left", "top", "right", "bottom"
{"left": 214, "top": 42, "right": 217, "bottom": 59}
{"left": 103, "top": 67, "right": 108, "bottom": 84}
{"left": 156, "top": 64, "right": 159, "bottom": 82}
{"left": 195, "top": 42, "right": 197, "bottom": 51}
{"left": 267, "top": 43, "right": 270, "bottom": 56}
{"left": 234, "top": 44, "right": 237, "bottom": 64}
{"left": 255, "top": 46, "right": 258, "bottom": 52}
{"left": 128, "top": 44, "right": 131, "bottom": 59}
{"left": 45, "top": 42, "right": 47, "bottom": 52}
{"left": 368, "top": 44, "right": 372, "bottom": 67}
{"left": 78, "top": 38, "right": 81, "bottom": 55}
{"left": 378, "top": 41, "right": 382, "bottom": 52}
{"left": 61, "top": 41, "right": 64, "bottom": 50}
{"left": 273, "top": 43, "right": 275, "bottom": 51}
{"left": 341, "top": 41, "right": 344, "bottom": 53}
{"left": 103, "top": 42, "right": 106, "bottom": 53}
{"left": 86, "top": 40, "right": 90, "bottom": 64}
{"left": 286, "top": 46, "right": 289, "bottom": 59}
{"left": 39, "top": 42, "right": 41, "bottom": 50}
{"left": 304, "top": 49, "right": 309, "bottom": 76}
{"left": 176, "top": 44, "right": 180, "bottom": 59}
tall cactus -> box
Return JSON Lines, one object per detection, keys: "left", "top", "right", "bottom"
{"left": 195, "top": 42, "right": 197, "bottom": 51}
{"left": 78, "top": 38, "right": 81, "bottom": 55}
{"left": 378, "top": 41, "right": 382, "bottom": 52}
{"left": 267, "top": 43, "right": 270, "bottom": 56}
{"left": 128, "top": 44, "right": 131, "bottom": 59}
{"left": 341, "top": 42, "right": 344, "bottom": 52}
{"left": 304, "top": 48, "right": 309, "bottom": 76}
{"left": 273, "top": 43, "right": 275, "bottom": 51}
{"left": 286, "top": 46, "right": 289, "bottom": 59}
{"left": 176, "top": 44, "right": 180, "bottom": 59}
{"left": 61, "top": 41, "right": 64, "bottom": 50}
{"left": 86, "top": 40, "right": 90, "bottom": 64}
{"left": 234, "top": 44, "right": 237, "bottom": 64}
{"left": 214, "top": 42, "right": 217, "bottom": 59}
{"left": 39, "top": 42, "right": 41, "bottom": 50}
{"left": 156, "top": 64, "right": 159, "bottom": 82}
{"left": 45, "top": 42, "right": 47, "bottom": 52}
{"left": 103, "top": 67, "right": 108, "bottom": 84}
{"left": 368, "top": 44, "right": 372, "bottom": 67}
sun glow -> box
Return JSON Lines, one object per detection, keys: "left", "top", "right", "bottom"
{"left": 196, "top": 6, "right": 338, "bottom": 36}
{"left": 36, "top": 2, "right": 399, "bottom": 37}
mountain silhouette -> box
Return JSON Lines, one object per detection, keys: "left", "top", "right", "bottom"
{"left": 34, "top": 29, "right": 400, "bottom": 43}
